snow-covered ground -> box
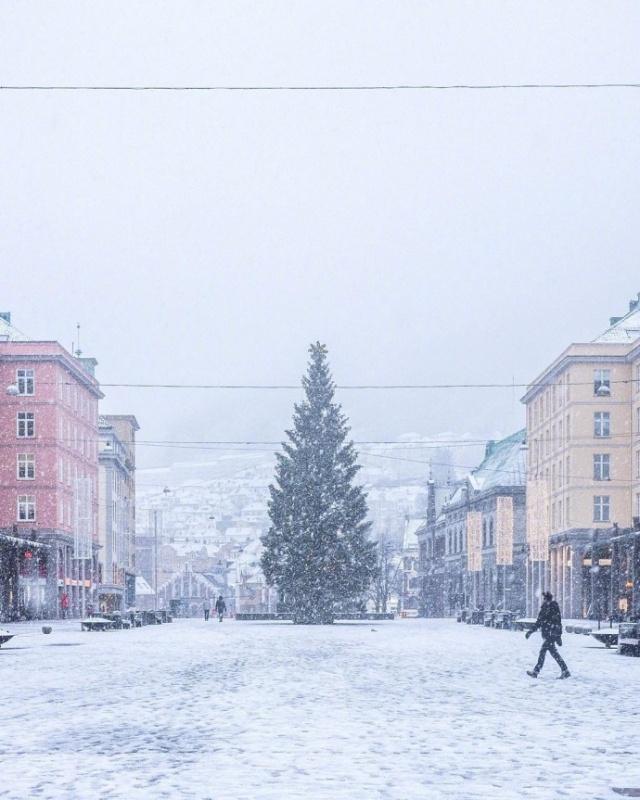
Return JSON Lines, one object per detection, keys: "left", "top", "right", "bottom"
{"left": 0, "top": 618, "right": 637, "bottom": 800}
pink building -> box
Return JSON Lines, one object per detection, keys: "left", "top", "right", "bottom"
{"left": 0, "top": 314, "right": 103, "bottom": 620}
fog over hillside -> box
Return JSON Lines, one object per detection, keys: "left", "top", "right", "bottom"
{"left": 136, "top": 434, "right": 487, "bottom": 546}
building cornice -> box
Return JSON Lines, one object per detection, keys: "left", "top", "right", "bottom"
{"left": 521, "top": 344, "right": 633, "bottom": 405}
{"left": 0, "top": 350, "right": 103, "bottom": 398}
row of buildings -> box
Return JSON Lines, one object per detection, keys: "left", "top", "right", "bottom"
{"left": 417, "top": 293, "right": 640, "bottom": 621}
{"left": 0, "top": 313, "right": 139, "bottom": 620}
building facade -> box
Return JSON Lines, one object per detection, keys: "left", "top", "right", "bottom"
{"left": 97, "top": 415, "right": 139, "bottom": 612}
{"left": 522, "top": 295, "right": 640, "bottom": 619}
{"left": 418, "top": 431, "right": 527, "bottom": 617}
{"left": 0, "top": 315, "right": 102, "bottom": 620}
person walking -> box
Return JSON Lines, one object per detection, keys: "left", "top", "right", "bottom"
{"left": 526, "top": 591, "right": 570, "bottom": 679}
{"left": 215, "top": 595, "right": 226, "bottom": 622}
{"left": 60, "top": 592, "right": 70, "bottom": 620}
{"left": 203, "top": 597, "right": 211, "bottom": 622}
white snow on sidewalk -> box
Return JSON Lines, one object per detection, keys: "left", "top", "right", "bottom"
{"left": 0, "top": 618, "right": 637, "bottom": 800}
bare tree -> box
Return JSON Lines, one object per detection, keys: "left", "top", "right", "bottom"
{"left": 370, "top": 536, "right": 402, "bottom": 613}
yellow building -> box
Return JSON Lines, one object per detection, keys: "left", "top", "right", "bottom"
{"left": 522, "top": 295, "right": 640, "bottom": 618}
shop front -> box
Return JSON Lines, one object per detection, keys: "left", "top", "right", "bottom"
{"left": 0, "top": 530, "right": 50, "bottom": 621}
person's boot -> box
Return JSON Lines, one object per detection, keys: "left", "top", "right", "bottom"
{"left": 558, "top": 670, "right": 571, "bottom": 679}
{"left": 526, "top": 670, "right": 538, "bottom": 678}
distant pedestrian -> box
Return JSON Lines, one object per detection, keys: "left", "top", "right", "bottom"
{"left": 203, "top": 597, "right": 211, "bottom": 622}
{"left": 60, "top": 592, "right": 70, "bottom": 620}
{"left": 526, "top": 591, "right": 570, "bottom": 679}
{"left": 215, "top": 595, "right": 226, "bottom": 622}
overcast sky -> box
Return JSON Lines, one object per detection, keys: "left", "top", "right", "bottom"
{"left": 2, "top": 2, "right": 639, "bottom": 470}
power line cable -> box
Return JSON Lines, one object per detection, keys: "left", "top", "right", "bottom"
{"left": 27, "top": 378, "right": 639, "bottom": 389}
{"left": 1, "top": 83, "right": 639, "bottom": 92}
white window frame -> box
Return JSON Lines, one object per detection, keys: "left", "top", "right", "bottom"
{"left": 594, "top": 411, "right": 611, "bottom": 438}
{"left": 17, "top": 412, "right": 35, "bottom": 438}
{"left": 594, "top": 454, "right": 611, "bottom": 481}
{"left": 594, "top": 369, "right": 611, "bottom": 396}
{"left": 16, "top": 368, "right": 34, "bottom": 396}
{"left": 17, "top": 453, "right": 35, "bottom": 480}
{"left": 17, "top": 494, "right": 36, "bottom": 521}
{"left": 593, "top": 495, "right": 610, "bottom": 523}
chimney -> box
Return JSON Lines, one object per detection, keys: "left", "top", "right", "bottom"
{"left": 0, "top": 312, "right": 11, "bottom": 324}
{"left": 610, "top": 316, "right": 622, "bottom": 327}
{"left": 629, "top": 297, "right": 639, "bottom": 313}
{"left": 484, "top": 440, "right": 496, "bottom": 460}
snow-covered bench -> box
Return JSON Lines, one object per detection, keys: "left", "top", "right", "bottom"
{"left": 618, "top": 623, "right": 640, "bottom": 656}
{"left": 591, "top": 630, "right": 618, "bottom": 648}
{"left": 81, "top": 617, "right": 113, "bottom": 632}
{"left": 0, "top": 629, "right": 14, "bottom": 648}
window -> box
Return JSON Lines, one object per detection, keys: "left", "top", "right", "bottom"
{"left": 594, "top": 454, "right": 611, "bottom": 481}
{"left": 17, "top": 412, "right": 34, "bottom": 438}
{"left": 17, "top": 494, "right": 36, "bottom": 521}
{"left": 594, "top": 369, "right": 611, "bottom": 396}
{"left": 489, "top": 518, "right": 494, "bottom": 547}
{"left": 637, "top": 407, "right": 640, "bottom": 434}
{"left": 594, "top": 412, "right": 611, "bottom": 438}
{"left": 636, "top": 364, "right": 640, "bottom": 394}
{"left": 16, "top": 368, "right": 34, "bottom": 395}
{"left": 593, "top": 495, "right": 610, "bottom": 523}
{"left": 637, "top": 450, "right": 640, "bottom": 480}
{"left": 17, "top": 454, "right": 35, "bottom": 480}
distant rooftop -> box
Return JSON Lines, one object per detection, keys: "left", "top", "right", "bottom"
{"left": 469, "top": 429, "right": 527, "bottom": 491}
{"left": 593, "top": 294, "right": 640, "bottom": 343}
{"left": 0, "top": 312, "right": 29, "bottom": 342}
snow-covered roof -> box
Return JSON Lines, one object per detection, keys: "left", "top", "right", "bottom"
{"left": 468, "top": 430, "right": 526, "bottom": 492}
{"left": 135, "top": 576, "right": 154, "bottom": 596}
{"left": 593, "top": 301, "right": 640, "bottom": 343}
{"left": 0, "top": 314, "right": 29, "bottom": 342}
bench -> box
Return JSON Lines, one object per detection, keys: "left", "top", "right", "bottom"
{"left": 81, "top": 617, "right": 113, "bottom": 632}
{"left": 618, "top": 623, "right": 640, "bottom": 656}
{"left": 0, "top": 630, "right": 14, "bottom": 648}
{"left": 591, "top": 630, "right": 619, "bottom": 648}
{"left": 514, "top": 618, "right": 537, "bottom": 632}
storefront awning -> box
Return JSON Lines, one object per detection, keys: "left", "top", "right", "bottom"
{"left": 0, "top": 532, "right": 50, "bottom": 549}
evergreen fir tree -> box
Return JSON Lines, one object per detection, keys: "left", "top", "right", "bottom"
{"left": 261, "top": 342, "right": 376, "bottom": 624}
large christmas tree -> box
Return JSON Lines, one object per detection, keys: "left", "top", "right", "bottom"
{"left": 261, "top": 342, "right": 376, "bottom": 624}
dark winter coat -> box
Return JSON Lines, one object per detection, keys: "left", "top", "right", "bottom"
{"left": 215, "top": 598, "right": 226, "bottom": 614}
{"left": 531, "top": 599, "right": 563, "bottom": 644}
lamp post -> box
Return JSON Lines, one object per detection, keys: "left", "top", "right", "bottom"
{"left": 140, "top": 487, "right": 171, "bottom": 611}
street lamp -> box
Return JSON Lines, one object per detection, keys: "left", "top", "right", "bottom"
{"left": 139, "top": 488, "right": 172, "bottom": 611}
{"left": 5, "top": 384, "right": 19, "bottom": 396}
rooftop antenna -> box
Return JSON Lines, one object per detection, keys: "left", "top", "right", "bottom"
{"left": 75, "top": 323, "right": 82, "bottom": 357}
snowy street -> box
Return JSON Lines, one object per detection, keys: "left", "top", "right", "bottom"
{"left": 1, "top": 619, "right": 638, "bottom": 800}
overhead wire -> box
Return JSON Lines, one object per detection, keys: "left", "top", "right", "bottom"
{"left": 1, "top": 83, "right": 639, "bottom": 92}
